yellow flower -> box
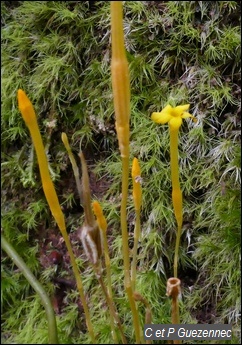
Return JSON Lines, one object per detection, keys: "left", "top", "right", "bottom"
{"left": 151, "top": 104, "right": 197, "bottom": 130}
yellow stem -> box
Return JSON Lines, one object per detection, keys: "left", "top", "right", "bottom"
{"left": 111, "top": 1, "right": 130, "bottom": 159}
{"left": 131, "top": 209, "right": 141, "bottom": 291}
{"left": 102, "top": 241, "right": 120, "bottom": 343}
{"left": 111, "top": 3, "right": 142, "bottom": 342}
{"left": 18, "top": 90, "right": 96, "bottom": 343}
{"left": 94, "top": 264, "right": 127, "bottom": 344}
{"left": 121, "top": 157, "right": 142, "bottom": 344}
{"left": 170, "top": 129, "right": 180, "bottom": 191}
{"left": 169, "top": 128, "right": 183, "bottom": 278}
{"left": 92, "top": 200, "right": 126, "bottom": 343}
{"left": 131, "top": 158, "right": 142, "bottom": 291}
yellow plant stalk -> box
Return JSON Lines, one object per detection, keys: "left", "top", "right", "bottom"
{"left": 111, "top": 2, "right": 142, "bottom": 343}
{"left": 131, "top": 158, "right": 142, "bottom": 290}
{"left": 92, "top": 201, "right": 127, "bottom": 344}
{"left": 17, "top": 89, "right": 96, "bottom": 344}
{"left": 151, "top": 104, "right": 196, "bottom": 277}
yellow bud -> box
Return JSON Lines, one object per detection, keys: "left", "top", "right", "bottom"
{"left": 92, "top": 201, "right": 107, "bottom": 232}
{"left": 132, "top": 157, "right": 141, "bottom": 178}
{"left": 17, "top": 89, "right": 37, "bottom": 126}
{"left": 18, "top": 89, "right": 66, "bottom": 233}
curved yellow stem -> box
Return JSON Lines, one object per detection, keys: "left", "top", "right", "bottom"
{"left": 18, "top": 89, "right": 96, "bottom": 343}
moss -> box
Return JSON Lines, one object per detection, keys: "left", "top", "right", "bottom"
{"left": 1, "top": 1, "right": 240, "bottom": 344}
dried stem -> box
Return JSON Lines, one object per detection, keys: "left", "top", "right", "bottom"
{"left": 166, "top": 277, "right": 181, "bottom": 345}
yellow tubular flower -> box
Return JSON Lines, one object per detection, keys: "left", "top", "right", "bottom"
{"left": 132, "top": 158, "right": 142, "bottom": 211}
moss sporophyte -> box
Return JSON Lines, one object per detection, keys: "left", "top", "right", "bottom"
{"left": 151, "top": 104, "right": 197, "bottom": 278}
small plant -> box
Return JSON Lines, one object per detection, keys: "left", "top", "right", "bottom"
{"left": 17, "top": 89, "right": 96, "bottom": 343}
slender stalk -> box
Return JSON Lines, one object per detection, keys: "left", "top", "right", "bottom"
{"left": 17, "top": 90, "right": 96, "bottom": 343}
{"left": 166, "top": 278, "right": 181, "bottom": 344}
{"left": 77, "top": 152, "right": 125, "bottom": 342}
{"left": 93, "top": 264, "right": 127, "bottom": 344}
{"left": 131, "top": 212, "right": 141, "bottom": 291}
{"left": 121, "top": 157, "right": 142, "bottom": 344}
{"left": 61, "top": 132, "right": 82, "bottom": 201}
{"left": 169, "top": 128, "right": 183, "bottom": 278}
{"left": 131, "top": 158, "right": 142, "bottom": 291}
{"left": 92, "top": 201, "right": 125, "bottom": 343}
{"left": 1, "top": 234, "right": 58, "bottom": 344}
{"left": 111, "top": 2, "right": 142, "bottom": 343}
{"left": 133, "top": 292, "right": 152, "bottom": 345}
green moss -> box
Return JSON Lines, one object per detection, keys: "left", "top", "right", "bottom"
{"left": 1, "top": 1, "right": 240, "bottom": 343}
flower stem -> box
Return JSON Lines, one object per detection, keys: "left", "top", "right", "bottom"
{"left": 169, "top": 127, "right": 183, "bottom": 278}
{"left": 1, "top": 234, "right": 59, "bottom": 344}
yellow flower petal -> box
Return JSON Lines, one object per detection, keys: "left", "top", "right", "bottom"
{"left": 172, "top": 104, "right": 190, "bottom": 116}
{"left": 151, "top": 111, "right": 172, "bottom": 124}
{"left": 181, "top": 111, "right": 192, "bottom": 119}
{"left": 181, "top": 112, "right": 197, "bottom": 122}
{"left": 169, "top": 116, "right": 182, "bottom": 130}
